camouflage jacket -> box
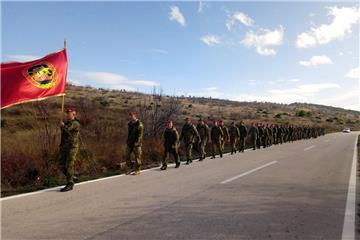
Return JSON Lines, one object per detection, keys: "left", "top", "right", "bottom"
{"left": 211, "top": 126, "right": 224, "bottom": 143}
{"left": 239, "top": 124, "right": 247, "bottom": 138}
{"left": 229, "top": 126, "right": 240, "bottom": 139}
{"left": 180, "top": 123, "right": 200, "bottom": 143}
{"left": 248, "top": 126, "right": 259, "bottom": 138}
{"left": 127, "top": 119, "right": 144, "bottom": 147}
{"left": 196, "top": 123, "right": 210, "bottom": 141}
{"left": 60, "top": 118, "right": 80, "bottom": 149}
{"left": 221, "top": 126, "right": 229, "bottom": 140}
{"left": 163, "top": 127, "right": 179, "bottom": 148}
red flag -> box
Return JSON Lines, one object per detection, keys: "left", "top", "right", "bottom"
{"left": 1, "top": 49, "right": 67, "bottom": 109}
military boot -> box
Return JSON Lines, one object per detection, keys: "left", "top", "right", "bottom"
{"left": 160, "top": 165, "right": 167, "bottom": 170}
{"left": 131, "top": 170, "right": 140, "bottom": 175}
{"left": 175, "top": 162, "right": 181, "bottom": 168}
{"left": 60, "top": 183, "right": 74, "bottom": 192}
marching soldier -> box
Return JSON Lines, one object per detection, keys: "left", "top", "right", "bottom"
{"left": 210, "top": 120, "right": 223, "bottom": 158}
{"left": 59, "top": 107, "right": 80, "bottom": 192}
{"left": 229, "top": 121, "right": 240, "bottom": 154}
{"left": 196, "top": 118, "right": 210, "bottom": 161}
{"left": 257, "top": 123, "right": 263, "bottom": 149}
{"left": 238, "top": 121, "right": 247, "bottom": 152}
{"left": 249, "top": 122, "right": 259, "bottom": 150}
{"left": 180, "top": 117, "right": 201, "bottom": 165}
{"left": 161, "top": 120, "right": 181, "bottom": 170}
{"left": 219, "top": 119, "right": 229, "bottom": 152}
{"left": 125, "top": 112, "right": 144, "bottom": 175}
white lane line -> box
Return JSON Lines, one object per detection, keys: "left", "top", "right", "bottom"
{"left": 341, "top": 136, "right": 358, "bottom": 240}
{"left": 304, "top": 145, "right": 316, "bottom": 151}
{"left": 220, "top": 161, "right": 278, "bottom": 184}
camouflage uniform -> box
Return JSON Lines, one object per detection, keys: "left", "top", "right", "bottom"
{"left": 229, "top": 125, "right": 240, "bottom": 154}
{"left": 238, "top": 123, "right": 248, "bottom": 152}
{"left": 257, "top": 124, "right": 264, "bottom": 149}
{"left": 248, "top": 125, "right": 259, "bottom": 150}
{"left": 59, "top": 118, "right": 80, "bottom": 185}
{"left": 220, "top": 125, "right": 229, "bottom": 152}
{"left": 180, "top": 123, "right": 200, "bottom": 163}
{"left": 196, "top": 122, "right": 210, "bottom": 160}
{"left": 162, "top": 127, "right": 180, "bottom": 167}
{"left": 126, "top": 119, "right": 144, "bottom": 171}
{"left": 211, "top": 125, "right": 223, "bottom": 158}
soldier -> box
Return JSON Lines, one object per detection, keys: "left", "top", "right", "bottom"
{"left": 180, "top": 117, "right": 201, "bottom": 165}
{"left": 257, "top": 123, "right": 263, "bottom": 149}
{"left": 229, "top": 121, "right": 240, "bottom": 154}
{"left": 277, "top": 124, "right": 284, "bottom": 144}
{"left": 125, "top": 112, "right": 144, "bottom": 175}
{"left": 262, "top": 124, "right": 269, "bottom": 148}
{"left": 238, "top": 121, "right": 247, "bottom": 152}
{"left": 161, "top": 120, "right": 181, "bottom": 170}
{"left": 59, "top": 107, "right": 80, "bottom": 192}
{"left": 248, "top": 122, "right": 259, "bottom": 150}
{"left": 219, "top": 119, "right": 229, "bottom": 152}
{"left": 210, "top": 120, "right": 223, "bottom": 158}
{"left": 272, "top": 124, "right": 278, "bottom": 145}
{"left": 196, "top": 118, "right": 210, "bottom": 161}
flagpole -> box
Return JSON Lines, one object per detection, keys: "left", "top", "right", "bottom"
{"left": 60, "top": 39, "right": 67, "bottom": 120}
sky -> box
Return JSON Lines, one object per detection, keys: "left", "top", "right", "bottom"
{"left": 1, "top": 1, "right": 359, "bottom": 111}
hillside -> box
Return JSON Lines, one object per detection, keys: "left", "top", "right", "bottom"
{"left": 1, "top": 84, "right": 359, "bottom": 196}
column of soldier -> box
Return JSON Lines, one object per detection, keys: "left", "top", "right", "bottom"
{"left": 58, "top": 108, "right": 325, "bottom": 192}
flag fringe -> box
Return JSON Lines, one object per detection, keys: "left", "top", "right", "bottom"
{"left": 1, "top": 93, "right": 66, "bottom": 109}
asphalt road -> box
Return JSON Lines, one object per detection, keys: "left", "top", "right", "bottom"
{"left": 1, "top": 132, "right": 358, "bottom": 240}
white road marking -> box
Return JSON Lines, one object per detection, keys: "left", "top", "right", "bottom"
{"left": 341, "top": 136, "right": 358, "bottom": 240}
{"left": 304, "top": 145, "right": 316, "bottom": 151}
{"left": 220, "top": 161, "right": 278, "bottom": 184}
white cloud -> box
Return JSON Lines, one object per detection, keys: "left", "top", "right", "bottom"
{"left": 169, "top": 6, "right": 186, "bottom": 27}
{"left": 296, "top": 6, "right": 360, "bottom": 48}
{"left": 241, "top": 26, "right": 284, "bottom": 56}
{"left": 68, "top": 79, "right": 82, "bottom": 86}
{"left": 7, "top": 55, "right": 40, "bottom": 62}
{"left": 198, "top": 1, "right": 208, "bottom": 13}
{"left": 226, "top": 11, "right": 254, "bottom": 30}
{"left": 146, "top": 49, "right": 168, "bottom": 54}
{"left": 201, "top": 35, "right": 221, "bottom": 46}
{"left": 72, "top": 71, "right": 158, "bottom": 90}
{"left": 346, "top": 67, "right": 359, "bottom": 79}
{"left": 268, "top": 83, "right": 340, "bottom": 96}
{"left": 232, "top": 83, "right": 341, "bottom": 104}
{"left": 299, "top": 55, "right": 334, "bottom": 67}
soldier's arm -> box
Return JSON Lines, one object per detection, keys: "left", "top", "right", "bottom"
{"left": 61, "top": 121, "right": 80, "bottom": 134}
{"left": 135, "top": 123, "right": 144, "bottom": 145}
{"left": 193, "top": 125, "right": 201, "bottom": 141}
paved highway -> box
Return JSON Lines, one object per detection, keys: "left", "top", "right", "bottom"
{"left": 1, "top": 132, "right": 358, "bottom": 240}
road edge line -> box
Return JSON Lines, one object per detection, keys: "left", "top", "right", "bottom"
{"left": 341, "top": 135, "right": 358, "bottom": 240}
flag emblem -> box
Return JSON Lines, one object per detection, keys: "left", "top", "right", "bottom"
{"left": 23, "top": 62, "right": 58, "bottom": 89}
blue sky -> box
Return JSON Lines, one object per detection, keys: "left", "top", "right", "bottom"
{"left": 2, "top": 1, "right": 359, "bottom": 110}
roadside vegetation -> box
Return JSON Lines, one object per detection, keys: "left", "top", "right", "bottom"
{"left": 1, "top": 84, "right": 360, "bottom": 197}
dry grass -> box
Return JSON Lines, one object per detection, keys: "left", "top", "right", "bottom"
{"left": 1, "top": 84, "right": 359, "bottom": 196}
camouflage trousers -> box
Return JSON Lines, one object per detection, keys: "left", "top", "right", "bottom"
{"left": 212, "top": 141, "right": 223, "bottom": 157}
{"left": 59, "top": 147, "right": 78, "bottom": 184}
{"left": 252, "top": 137, "right": 257, "bottom": 150}
{"left": 238, "top": 137, "right": 246, "bottom": 152}
{"left": 256, "top": 137, "right": 262, "bottom": 149}
{"left": 221, "top": 138, "right": 228, "bottom": 152}
{"left": 198, "top": 138, "right": 208, "bottom": 159}
{"left": 230, "top": 137, "right": 238, "bottom": 154}
{"left": 162, "top": 146, "right": 180, "bottom": 166}
{"left": 126, "top": 145, "right": 142, "bottom": 171}
{"left": 184, "top": 142, "right": 194, "bottom": 161}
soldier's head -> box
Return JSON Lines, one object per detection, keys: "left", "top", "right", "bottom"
{"left": 231, "top": 121, "right": 235, "bottom": 126}
{"left": 219, "top": 119, "right": 224, "bottom": 126}
{"left": 213, "top": 120, "right": 218, "bottom": 126}
{"left": 198, "top": 118, "right": 204, "bottom": 125}
{"left": 240, "top": 121, "right": 244, "bottom": 125}
{"left": 65, "top": 107, "right": 76, "bottom": 120}
{"left": 167, "top": 120, "right": 173, "bottom": 129}
{"left": 185, "top": 117, "right": 191, "bottom": 124}
{"left": 129, "top": 112, "right": 137, "bottom": 121}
